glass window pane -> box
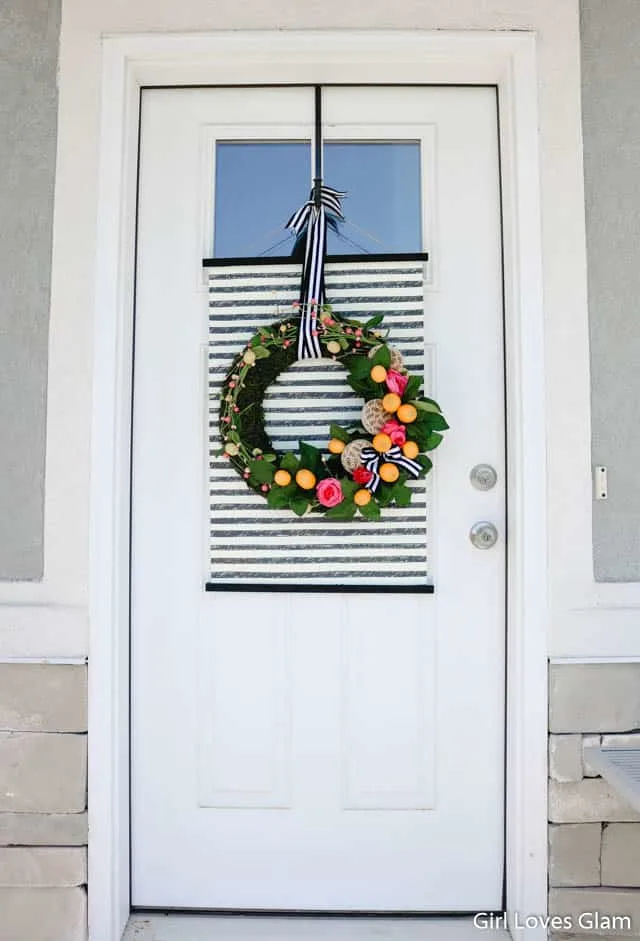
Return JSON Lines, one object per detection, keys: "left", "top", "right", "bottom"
{"left": 324, "top": 142, "right": 422, "bottom": 255}
{"left": 213, "top": 140, "right": 422, "bottom": 258}
{"left": 214, "top": 142, "right": 310, "bottom": 257}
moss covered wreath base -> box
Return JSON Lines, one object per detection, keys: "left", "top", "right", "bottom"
{"left": 217, "top": 304, "right": 448, "bottom": 521}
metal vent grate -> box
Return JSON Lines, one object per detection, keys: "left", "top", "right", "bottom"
{"left": 583, "top": 746, "right": 640, "bottom": 813}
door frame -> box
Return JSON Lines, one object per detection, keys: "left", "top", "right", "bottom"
{"left": 89, "top": 30, "right": 548, "bottom": 941}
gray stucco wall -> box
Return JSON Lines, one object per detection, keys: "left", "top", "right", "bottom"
{"left": 0, "top": 0, "right": 60, "bottom": 579}
{"left": 581, "top": 0, "right": 640, "bottom": 581}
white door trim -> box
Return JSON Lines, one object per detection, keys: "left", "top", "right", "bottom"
{"left": 89, "top": 30, "right": 548, "bottom": 941}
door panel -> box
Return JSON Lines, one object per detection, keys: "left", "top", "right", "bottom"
{"left": 132, "top": 85, "right": 505, "bottom": 911}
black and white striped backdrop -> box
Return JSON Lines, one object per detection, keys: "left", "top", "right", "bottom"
{"left": 207, "top": 260, "right": 433, "bottom": 588}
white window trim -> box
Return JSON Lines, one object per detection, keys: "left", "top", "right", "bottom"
{"left": 89, "top": 30, "right": 548, "bottom": 941}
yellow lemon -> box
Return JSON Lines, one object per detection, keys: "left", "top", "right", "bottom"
{"left": 295, "top": 469, "right": 316, "bottom": 490}
{"left": 402, "top": 440, "right": 420, "bottom": 459}
{"left": 274, "top": 469, "right": 292, "bottom": 486}
{"left": 372, "top": 433, "right": 392, "bottom": 453}
{"left": 370, "top": 365, "right": 388, "bottom": 383}
{"left": 382, "top": 392, "right": 401, "bottom": 413}
{"left": 396, "top": 403, "right": 418, "bottom": 424}
{"left": 354, "top": 489, "right": 372, "bottom": 506}
{"left": 379, "top": 462, "right": 400, "bottom": 483}
{"left": 328, "top": 438, "right": 346, "bottom": 454}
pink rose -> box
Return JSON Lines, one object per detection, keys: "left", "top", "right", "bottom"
{"left": 381, "top": 419, "right": 407, "bottom": 447}
{"left": 316, "top": 478, "right": 344, "bottom": 508}
{"left": 385, "top": 369, "right": 409, "bottom": 396}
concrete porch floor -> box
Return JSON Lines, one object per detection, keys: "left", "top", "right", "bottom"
{"left": 123, "top": 914, "right": 507, "bottom": 940}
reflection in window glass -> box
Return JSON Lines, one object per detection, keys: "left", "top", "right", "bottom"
{"left": 214, "top": 142, "right": 310, "bottom": 257}
{"left": 324, "top": 142, "right": 422, "bottom": 254}
{"left": 213, "top": 140, "right": 422, "bottom": 258}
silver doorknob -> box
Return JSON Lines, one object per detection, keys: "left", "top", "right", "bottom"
{"left": 470, "top": 463, "right": 497, "bottom": 491}
{"left": 469, "top": 521, "right": 499, "bottom": 549}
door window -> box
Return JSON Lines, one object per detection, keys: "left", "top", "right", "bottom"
{"left": 213, "top": 140, "right": 422, "bottom": 257}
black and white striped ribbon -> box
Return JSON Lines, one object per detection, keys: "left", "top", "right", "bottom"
{"left": 361, "top": 445, "right": 423, "bottom": 493}
{"left": 286, "top": 186, "right": 346, "bottom": 359}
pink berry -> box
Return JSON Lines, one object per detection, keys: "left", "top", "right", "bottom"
{"left": 228, "top": 381, "right": 236, "bottom": 389}
{"left": 223, "top": 416, "right": 231, "bottom": 423}
{"left": 261, "top": 484, "right": 269, "bottom": 492}
{"left": 233, "top": 406, "right": 240, "bottom": 413}
{"left": 312, "top": 330, "right": 319, "bottom": 337}
{"left": 355, "top": 328, "right": 362, "bottom": 337}
{"left": 345, "top": 327, "right": 352, "bottom": 334}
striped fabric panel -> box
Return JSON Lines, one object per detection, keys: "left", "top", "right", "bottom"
{"left": 207, "top": 261, "right": 432, "bottom": 587}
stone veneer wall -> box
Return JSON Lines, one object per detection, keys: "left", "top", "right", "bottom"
{"left": 0, "top": 664, "right": 87, "bottom": 940}
{"left": 549, "top": 663, "right": 640, "bottom": 935}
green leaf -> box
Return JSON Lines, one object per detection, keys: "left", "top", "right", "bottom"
{"left": 347, "top": 377, "right": 366, "bottom": 394}
{"left": 252, "top": 346, "right": 271, "bottom": 360}
{"left": 406, "top": 428, "right": 428, "bottom": 449}
{"left": 290, "top": 496, "right": 310, "bottom": 517}
{"left": 423, "top": 432, "right": 443, "bottom": 451}
{"left": 404, "top": 375, "right": 422, "bottom": 399}
{"left": 325, "top": 454, "right": 343, "bottom": 477}
{"left": 358, "top": 498, "right": 381, "bottom": 520}
{"left": 371, "top": 345, "right": 391, "bottom": 369}
{"left": 393, "top": 483, "right": 413, "bottom": 508}
{"left": 262, "top": 453, "right": 277, "bottom": 462}
{"left": 299, "top": 441, "right": 322, "bottom": 472}
{"left": 329, "top": 423, "right": 351, "bottom": 444}
{"left": 325, "top": 500, "right": 356, "bottom": 521}
{"left": 248, "top": 459, "right": 275, "bottom": 483}
{"left": 340, "top": 479, "right": 359, "bottom": 500}
{"left": 364, "top": 314, "right": 385, "bottom": 328}
{"left": 376, "top": 485, "right": 394, "bottom": 506}
{"left": 413, "top": 399, "right": 441, "bottom": 414}
{"left": 280, "top": 453, "right": 299, "bottom": 473}
{"left": 423, "top": 413, "right": 449, "bottom": 432}
{"left": 422, "top": 396, "right": 443, "bottom": 409}
{"left": 417, "top": 455, "right": 433, "bottom": 473}
{"left": 267, "top": 484, "right": 294, "bottom": 509}
{"left": 349, "top": 356, "right": 373, "bottom": 380}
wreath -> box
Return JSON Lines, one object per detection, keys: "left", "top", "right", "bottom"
{"left": 218, "top": 303, "right": 448, "bottom": 521}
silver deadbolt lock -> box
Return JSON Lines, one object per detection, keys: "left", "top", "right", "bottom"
{"left": 470, "top": 464, "right": 498, "bottom": 491}
{"left": 469, "top": 521, "right": 499, "bottom": 549}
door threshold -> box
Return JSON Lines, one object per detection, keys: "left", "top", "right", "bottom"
{"left": 123, "top": 913, "right": 506, "bottom": 941}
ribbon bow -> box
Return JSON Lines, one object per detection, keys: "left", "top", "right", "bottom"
{"left": 287, "top": 185, "right": 346, "bottom": 359}
{"left": 360, "top": 445, "right": 422, "bottom": 493}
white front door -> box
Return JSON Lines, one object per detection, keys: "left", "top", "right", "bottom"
{"left": 131, "top": 86, "right": 505, "bottom": 912}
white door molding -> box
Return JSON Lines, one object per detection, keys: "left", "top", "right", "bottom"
{"left": 89, "top": 30, "right": 547, "bottom": 941}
